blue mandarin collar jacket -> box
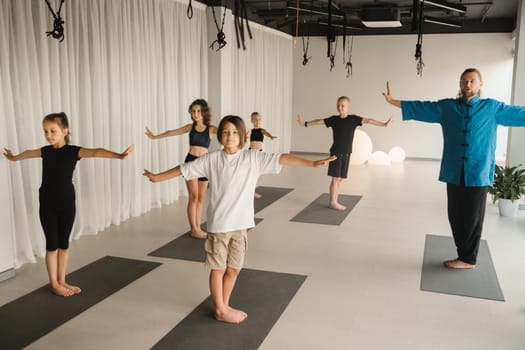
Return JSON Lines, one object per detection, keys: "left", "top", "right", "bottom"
{"left": 401, "top": 96, "right": 525, "bottom": 187}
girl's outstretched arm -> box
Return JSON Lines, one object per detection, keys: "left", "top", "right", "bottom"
{"left": 143, "top": 166, "right": 182, "bottom": 183}
{"left": 79, "top": 144, "right": 135, "bottom": 159}
{"left": 262, "top": 129, "right": 277, "bottom": 139}
{"left": 362, "top": 116, "right": 393, "bottom": 127}
{"left": 145, "top": 123, "right": 192, "bottom": 140}
{"left": 3, "top": 148, "right": 41, "bottom": 161}
{"left": 279, "top": 153, "right": 336, "bottom": 167}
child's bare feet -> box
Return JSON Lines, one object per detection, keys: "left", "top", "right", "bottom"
{"left": 329, "top": 202, "right": 347, "bottom": 211}
{"left": 215, "top": 308, "right": 248, "bottom": 323}
{"left": 50, "top": 284, "right": 75, "bottom": 297}
{"left": 61, "top": 282, "right": 82, "bottom": 294}
{"left": 443, "top": 259, "right": 476, "bottom": 269}
{"left": 190, "top": 229, "right": 207, "bottom": 239}
{"left": 254, "top": 192, "right": 262, "bottom": 199}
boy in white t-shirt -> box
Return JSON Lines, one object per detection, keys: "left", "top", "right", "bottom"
{"left": 143, "top": 115, "right": 335, "bottom": 324}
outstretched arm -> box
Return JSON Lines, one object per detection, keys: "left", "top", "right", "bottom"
{"left": 296, "top": 114, "right": 324, "bottom": 128}
{"left": 362, "top": 116, "right": 393, "bottom": 127}
{"left": 3, "top": 148, "right": 41, "bottom": 161}
{"left": 143, "top": 166, "right": 182, "bottom": 183}
{"left": 382, "top": 81, "right": 401, "bottom": 108}
{"left": 145, "top": 123, "right": 192, "bottom": 140}
{"left": 79, "top": 144, "right": 135, "bottom": 159}
{"left": 279, "top": 153, "right": 336, "bottom": 167}
{"left": 262, "top": 129, "right": 277, "bottom": 140}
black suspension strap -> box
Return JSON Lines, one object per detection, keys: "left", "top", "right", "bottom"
{"left": 301, "top": 0, "right": 313, "bottom": 66}
{"left": 345, "top": 36, "right": 353, "bottom": 78}
{"left": 187, "top": 0, "right": 193, "bottom": 19}
{"left": 415, "top": 2, "right": 424, "bottom": 76}
{"left": 234, "top": 0, "right": 253, "bottom": 50}
{"left": 44, "top": 0, "right": 65, "bottom": 42}
{"left": 329, "top": 36, "right": 337, "bottom": 72}
{"left": 209, "top": 0, "right": 228, "bottom": 51}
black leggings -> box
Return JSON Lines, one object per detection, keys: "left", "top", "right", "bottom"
{"left": 39, "top": 200, "right": 76, "bottom": 251}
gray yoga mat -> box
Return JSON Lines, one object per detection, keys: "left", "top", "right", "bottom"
{"left": 0, "top": 256, "right": 161, "bottom": 349}
{"left": 254, "top": 186, "right": 294, "bottom": 213}
{"left": 290, "top": 193, "right": 362, "bottom": 225}
{"left": 152, "top": 268, "right": 307, "bottom": 350}
{"left": 420, "top": 234, "right": 505, "bottom": 301}
{"left": 149, "top": 218, "right": 263, "bottom": 262}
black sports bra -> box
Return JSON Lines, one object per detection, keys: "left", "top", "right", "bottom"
{"left": 250, "top": 128, "right": 264, "bottom": 142}
{"left": 189, "top": 124, "right": 211, "bottom": 148}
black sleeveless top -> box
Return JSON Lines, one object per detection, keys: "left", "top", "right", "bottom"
{"left": 189, "top": 124, "right": 211, "bottom": 148}
{"left": 250, "top": 128, "right": 264, "bottom": 142}
{"left": 39, "top": 145, "right": 81, "bottom": 201}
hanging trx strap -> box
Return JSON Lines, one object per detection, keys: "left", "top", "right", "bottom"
{"left": 345, "top": 36, "right": 353, "bottom": 77}
{"left": 187, "top": 0, "right": 193, "bottom": 19}
{"left": 210, "top": 0, "right": 228, "bottom": 51}
{"left": 329, "top": 36, "right": 337, "bottom": 72}
{"left": 415, "top": 2, "right": 424, "bottom": 76}
{"left": 234, "top": 0, "right": 253, "bottom": 50}
{"left": 44, "top": 0, "right": 65, "bottom": 42}
{"left": 301, "top": 0, "right": 313, "bottom": 66}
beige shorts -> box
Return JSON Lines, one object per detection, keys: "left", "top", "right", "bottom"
{"left": 204, "top": 229, "right": 248, "bottom": 270}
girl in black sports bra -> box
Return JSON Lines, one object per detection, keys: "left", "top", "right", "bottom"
{"left": 246, "top": 112, "right": 277, "bottom": 198}
{"left": 145, "top": 99, "right": 217, "bottom": 239}
{"left": 4, "top": 112, "right": 134, "bottom": 297}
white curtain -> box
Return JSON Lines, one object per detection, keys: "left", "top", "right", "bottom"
{"left": 218, "top": 12, "right": 293, "bottom": 154}
{"left": 0, "top": 0, "right": 208, "bottom": 267}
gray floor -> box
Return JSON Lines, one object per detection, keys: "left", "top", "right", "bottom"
{"left": 1, "top": 158, "right": 525, "bottom": 349}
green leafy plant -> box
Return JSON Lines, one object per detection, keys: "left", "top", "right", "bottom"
{"left": 489, "top": 164, "right": 525, "bottom": 203}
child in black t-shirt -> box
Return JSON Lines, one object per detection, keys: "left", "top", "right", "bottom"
{"left": 297, "top": 96, "right": 392, "bottom": 210}
{"left": 3, "top": 112, "right": 134, "bottom": 297}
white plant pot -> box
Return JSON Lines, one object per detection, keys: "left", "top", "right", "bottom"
{"left": 498, "top": 199, "right": 520, "bottom": 217}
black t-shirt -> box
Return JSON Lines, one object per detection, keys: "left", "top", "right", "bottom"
{"left": 324, "top": 114, "right": 363, "bottom": 154}
{"left": 40, "top": 145, "right": 81, "bottom": 200}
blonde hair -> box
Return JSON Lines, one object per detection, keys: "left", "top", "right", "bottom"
{"left": 337, "top": 96, "right": 350, "bottom": 104}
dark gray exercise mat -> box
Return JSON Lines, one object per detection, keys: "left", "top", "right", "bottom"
{"left": 0, "top": 256, "right": 161, "bottom": 349}
{"left": 254, "top": 186, "right": 294, "bottom": 213}
{"left": 420, "top": 234, "right": 505, "bottom": 301}
{"left": 152, "top": 268, "right": 307, "bottom": 350}
{"left": 290, "top": 193, "right": 361, "bottom": 226}
{"left": 149, "top": 218, "right": 263, "bottom": 262}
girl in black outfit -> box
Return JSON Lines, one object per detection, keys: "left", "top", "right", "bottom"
{"left": 145, "top": 99, "right": 217, "bottom": 239}
{"left": 3, "top": 112, "right": 134, "bottom": 297}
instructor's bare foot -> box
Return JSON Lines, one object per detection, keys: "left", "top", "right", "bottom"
{"left": 329, "top": 202, "right": 347, "bottom": 211}
{"left": 50, "top": 284, "right": 74, "bottom": 297}
{"left": 215, "top": 308, "right": 248, "bottom": 324}
{"left": 444, "top": 259, "right": 476, "bottom": 269}
{"left": 190, "top": 229, "right": 207, "bottom": 239}
{"left": 61, "top": 282, "right": 82, "bottom": 294}
{"left": 254, "top": 192, "right": 262, "bottom": 199}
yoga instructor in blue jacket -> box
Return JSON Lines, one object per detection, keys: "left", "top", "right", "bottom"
{"left": 383, "top": 68, "right": 525, "bottom": 269}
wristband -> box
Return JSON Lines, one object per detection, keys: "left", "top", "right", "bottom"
{"left": 305, "top": 121, "right": 308, "bottom": 128}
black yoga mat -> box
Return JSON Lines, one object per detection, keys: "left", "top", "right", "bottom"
{"left": 152, "top": 268, "right": 307, "bottom": 350}
{"left": 0, "top": 256, "right": 161, "bottom": 349}
{"left": 254, "top": 186, "right": 294, "bottom": 214}
{"left": 420, "top": 234, "right": 504, "bottom": 301}
{"left": 149, "top": 218, "right": 263, "bottom": 262}
{"left": 290, "top": 193, "right": 361, "bottom": 226}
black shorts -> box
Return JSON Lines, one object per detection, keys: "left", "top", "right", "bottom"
{"left": 328, "top": 153, "right": 350, "bottom": 179}
{"left": 184, "top": 153, "right": 208, "bottom": 182}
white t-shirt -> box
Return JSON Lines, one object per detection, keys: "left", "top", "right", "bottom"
{"left": 181, "top": 149, "right": 282, "bottom": 233}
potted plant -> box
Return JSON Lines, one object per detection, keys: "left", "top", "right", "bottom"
{"left": 489, "top": 164, "right": 525, "bottom": 217}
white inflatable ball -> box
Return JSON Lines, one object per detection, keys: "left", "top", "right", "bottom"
{"left": 388, "top": 146, "right": 406, "bottom": 163}
{"left": 350, "top": 129, "right": 373, "bottom": 165}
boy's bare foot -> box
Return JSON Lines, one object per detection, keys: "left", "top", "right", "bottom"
{"left": 443, "top": 259, "right": 476, "bottom": 269}
{"left": 329, "top": 202, "right": 347, "bottom": 211}
{"left": 254, "top": 192, "right": 262, "bottom": 199}
{"left": 215, "top": 308, "right": 248, "bottom": 324}
{"left": 50, "top": 284, "right": 75, "bottom": 297}
{"left": 61, "top": 282, "right": 82, "bottom": 294}
{"left": 228, "top": 306, "right": 247, "bottom": 318}
{"left": 189, "top": 230, "right": 207, "bottom": 239}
